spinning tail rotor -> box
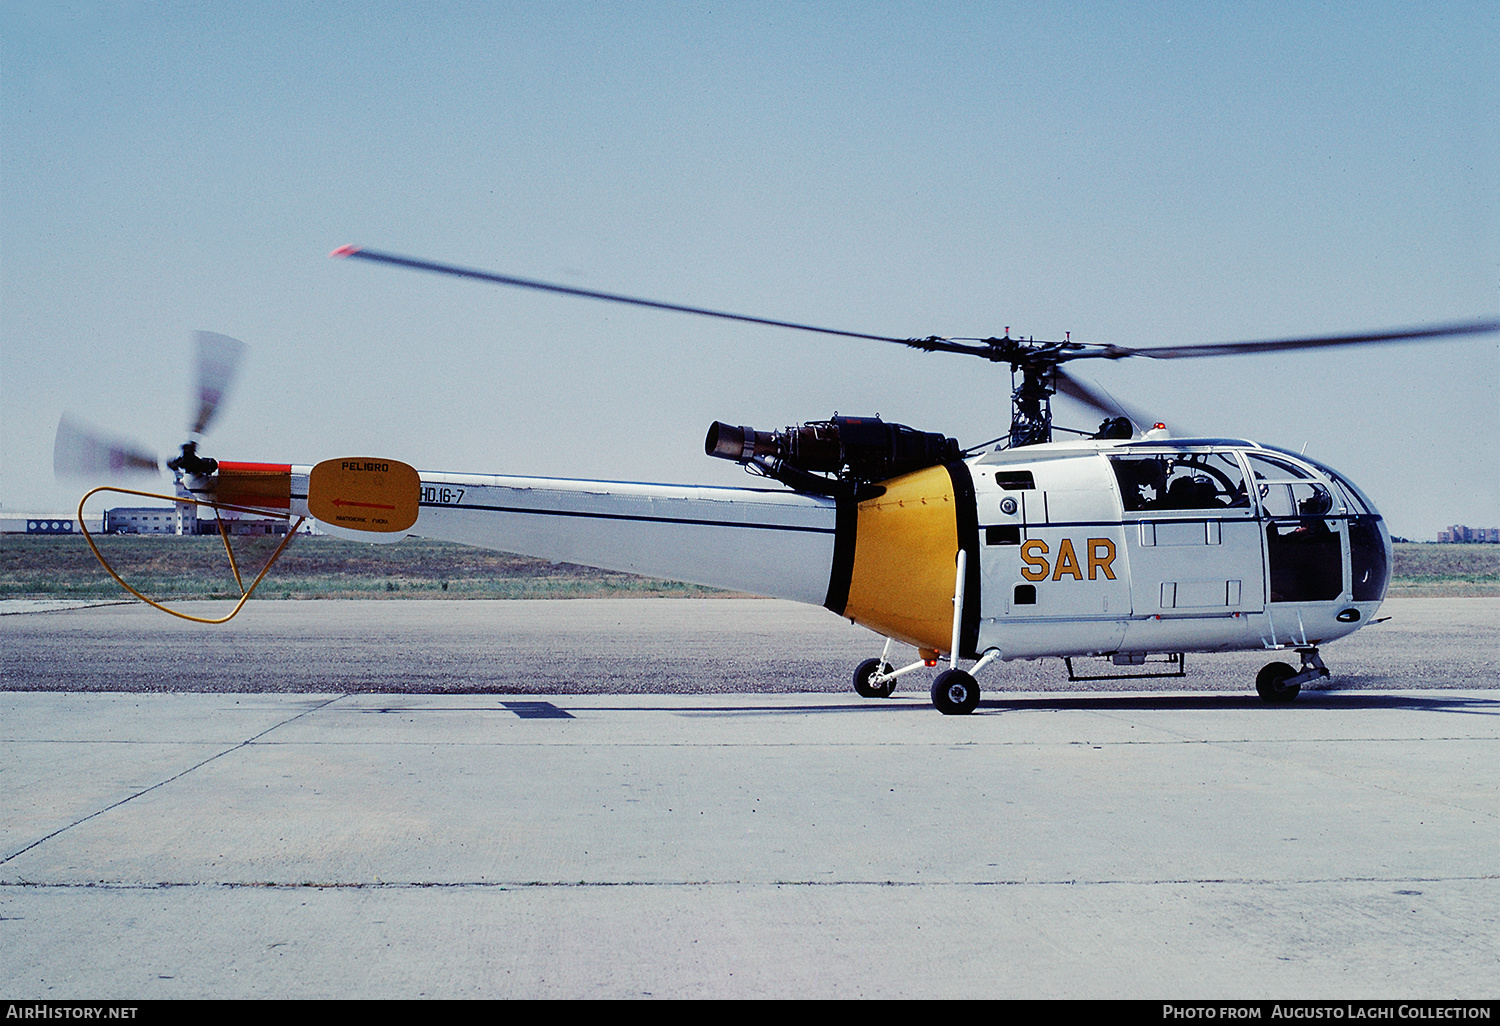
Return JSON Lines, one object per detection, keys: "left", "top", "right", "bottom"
{"left": 54, "top": 330, "right": 248, "bottom": 485}
{"left": 52, "top": 331, "right": 310, "bottom": 623}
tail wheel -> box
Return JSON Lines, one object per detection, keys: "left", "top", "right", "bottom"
{"left": 853, "top": 658, "right": 896, "bottom": 698}
{"left": 931, "top": 668, "right": 980, "bottom": 715}
{"left": 1256, "top": 662, "right": 1300, "bottom": 703}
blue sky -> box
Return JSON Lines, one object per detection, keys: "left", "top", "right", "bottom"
{"left": 3, "top": 1, "right": 1496, "bottom": 539}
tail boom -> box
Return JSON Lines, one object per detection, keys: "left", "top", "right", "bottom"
{"left": 291, "top": 467, "right": 841, "bottom": 605}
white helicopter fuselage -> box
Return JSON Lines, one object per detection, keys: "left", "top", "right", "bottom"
{"left": 965, "top": 438, "right": 1389, "bottom": 662}
{"left": 267, "top": 435, "right": 1389, "bottom": 670}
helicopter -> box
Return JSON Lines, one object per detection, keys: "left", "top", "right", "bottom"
{"left": 54, "top": 247, "right": 1499, "bottom": 713}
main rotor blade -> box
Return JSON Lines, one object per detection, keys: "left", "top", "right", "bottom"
{"left": 331, "top": 246, "right": 1498, "bottom": 371}
{"left": 1096, "top": 319, "right": 1500, "bottom": 362}
{"left": 191, "top": 331, "right": 247, "bottom": 437}
{"left": 54, "top": 415, "right": 160, "bottom": 479}
{"left": 1054, "top": 368, "right": 1152, "bottom": 429}
{"left": 331, "top": 245, "right": 921, "bottom": 347}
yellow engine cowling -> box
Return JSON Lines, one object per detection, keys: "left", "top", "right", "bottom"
{"left": 826, "top": 462, "right": 978, "bottom": 656}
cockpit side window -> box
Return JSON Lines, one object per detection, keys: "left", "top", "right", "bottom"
{"left": 1259, "top": 481, "right": 1334, "bottom": 518}
{"left": 1246, "top": 454, "right": 1338, "bottom": 517}
{"left": 1109, "top": 452, "right": 1250, "bottom": 512}
{"left": 1327, "top": 473, "right": 1371, "bottom": 515}
{"left": 1245, "top": 454, "right": 1314, "bottom": 481}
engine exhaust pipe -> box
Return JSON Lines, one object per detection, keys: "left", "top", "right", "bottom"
{"left": 705, "top": 422, "right": 782, "bottom": 463}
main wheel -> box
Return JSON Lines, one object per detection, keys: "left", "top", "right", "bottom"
{"left": 931, "top": 668, "right": 980, "bottom": 715}
{"left": 853, "top": 658, "right": 896, "bottom": 698}
{"left": 1256, "top": 661, "right": 1301, "bottom": 703}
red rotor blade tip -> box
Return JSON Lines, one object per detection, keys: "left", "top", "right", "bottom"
{"left": 329, "top": 244, "right": 361, "bottom": 258}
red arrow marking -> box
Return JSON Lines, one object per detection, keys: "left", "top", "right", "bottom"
{"left": 332, "top": 498, "right": 397, "bottom": 510}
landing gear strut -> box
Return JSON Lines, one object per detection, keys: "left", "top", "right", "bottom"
{"left": 851, "top": 642, "right": 1001, "bottom": 714}
{"left": 850, "top": 636, "right": 931, "bottom": 699}
{"left": 1256, "top": 647, "right": 1328, "bottom": 703}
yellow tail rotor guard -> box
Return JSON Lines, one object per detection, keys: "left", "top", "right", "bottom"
{"left": 77, "top": 485, "right": 306, "bottom": 624}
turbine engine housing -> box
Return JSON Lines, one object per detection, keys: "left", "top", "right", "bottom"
{"left": 706, "top": 416, "right": 961, "bottom": 496}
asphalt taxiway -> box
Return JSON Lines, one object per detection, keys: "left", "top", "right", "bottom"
{"left": 1, "top": 598, "right": 1497, "bottom": 999}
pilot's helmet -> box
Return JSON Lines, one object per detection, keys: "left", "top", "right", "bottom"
{"left": 1299, "top": 485, "right": 1332, "bottom": 516}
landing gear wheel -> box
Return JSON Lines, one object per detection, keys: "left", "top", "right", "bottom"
{"left": 853, "top": 658, "right": 896, "bottom": 698}
{"left": 1256, "top": 661, "right": 1300, "bottom": 703}
{"left": 931, "top": 668, "right": 980, "bottom": 715}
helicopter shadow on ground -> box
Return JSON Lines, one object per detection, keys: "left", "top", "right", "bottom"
{"left": 347, "top": 691, "right": 1500, "bottom": 719}
{"left": 975, "top": 690, "right": 1500, "bottom": 717}
{"left": 611, "top": 691, "right": 1500, "bottom": 718}
{"left": 354, "top": 699, "right": 934, "bottom": 718}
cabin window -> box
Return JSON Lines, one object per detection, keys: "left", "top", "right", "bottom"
{"left": 1110, "top": 453, "right": 1249, "bottom": 512}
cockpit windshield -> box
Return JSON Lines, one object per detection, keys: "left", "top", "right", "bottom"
{"left": 1245, "top": 452, "right": 1364, "bottom": 517}
{"left": 1249, "top": 448, "right": 1390, "bottom": 603}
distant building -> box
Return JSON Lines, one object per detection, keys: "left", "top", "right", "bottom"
{"left": 0, "top": 513, "right": 102, "bottom": 534}
{"left": 25, "top": 517, "right": 76, "bottom": 534}
{"left": 1438, "top": 525, "right": 1500, "bottom": 543}
{"left": 103, "top": 506, "right": 189, "bottom": 535}
{"left": 192, "top": 515, "right": 307, "bottom": 537}
{"left": 101, "top": 506, "right": 310, "bottom": 536}
{"left": 2, "top": 508, "right": 308, "bottom": 536}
